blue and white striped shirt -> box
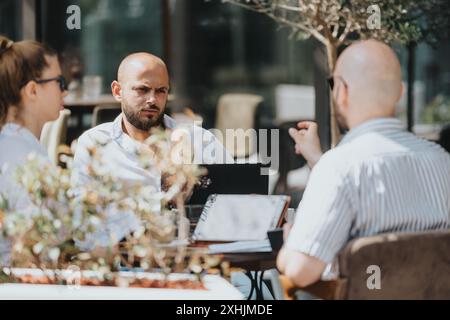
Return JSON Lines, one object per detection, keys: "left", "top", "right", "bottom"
{"left": 286, "top": 118, "right": 450, "bottom": 276}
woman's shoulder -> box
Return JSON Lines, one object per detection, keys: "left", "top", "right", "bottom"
{"left": 0, "top": 129, "right": 47, "bottom": 166}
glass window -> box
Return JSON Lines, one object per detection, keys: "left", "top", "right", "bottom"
{"left": 40, "top": 0, "right": 316, "bottom": 131}
{"left": 381, "top": 42, "right": 450, "bottom": 142}
{"left": 168, "top": 0, "right": 316, "bottom": 127}
{"left": 0, "top": 0, "right": 20, "bottom": 40}
{"left": 413, "top": 43, "right": 450, "bottom": 141}
{"left": 40, "top": 0, "right": 164, "bottom": 94}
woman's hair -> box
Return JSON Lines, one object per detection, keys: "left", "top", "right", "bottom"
{"left": 0, "top": 35, "right": 57, "bottom": 128}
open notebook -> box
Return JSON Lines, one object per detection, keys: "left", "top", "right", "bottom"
{"left": 192, "top": 194, "right": 290, "bottom": 242}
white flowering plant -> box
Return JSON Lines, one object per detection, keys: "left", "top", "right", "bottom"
{"left": 0, "top": 127, "right": 220, "bottom": 287}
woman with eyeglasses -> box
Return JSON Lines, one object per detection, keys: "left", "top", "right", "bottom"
{"left": 0, "top": 35, "right": 68, "bottom": 263}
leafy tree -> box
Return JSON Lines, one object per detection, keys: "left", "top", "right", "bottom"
{"left": 223, "top": 0, "right": 450, "bottom": 146}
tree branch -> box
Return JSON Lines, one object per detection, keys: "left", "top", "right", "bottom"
{"left": 337, "top": 20, "right": 352, "bottom": 46}
{"left": 223, "top": 0, "right": 328, "bottom": 44}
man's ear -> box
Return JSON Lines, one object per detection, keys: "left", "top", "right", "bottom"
{"left": 335, "top": 81, "right": 349, "bottom": 113}
{"left": 111, "top": 81, "right": 122, "bottom": 102}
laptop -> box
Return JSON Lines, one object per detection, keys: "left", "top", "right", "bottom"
{"left": 187, "top": 163, "right": 269, "bottom": 205}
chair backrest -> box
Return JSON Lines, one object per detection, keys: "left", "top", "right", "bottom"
{"left": 215, "top": 93, "right": 263, "bottom": 158}
{"left": 281, "top": 229, "right": 450, "bottom": 300}
{"left": 275, "top": 84, "right": 315, "bottom": 124}
{"left": 40, "top": 109, "right": 71, "bottom": 165}
{"left": 337, "top": 229, "right": 450, "bottom": 299}
{"left": 91, "top": 105, "right": 121, "bottom": 127}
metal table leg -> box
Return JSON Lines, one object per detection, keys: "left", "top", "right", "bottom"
{"left": 245, "top": 271, "right": 266, "bottom": 300}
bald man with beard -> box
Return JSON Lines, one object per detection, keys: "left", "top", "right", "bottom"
{"left": 72, "top": 53, "right": 232, "bottom": 189}
{"left": 277, "top": 40, "right": 450, "bottom": 288}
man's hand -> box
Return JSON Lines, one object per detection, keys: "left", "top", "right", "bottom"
{"left": 288, "top": 121, "right": 323, "bottom": 169}
{"left": 283, "top": 223, "right": 292, "bottom": 242}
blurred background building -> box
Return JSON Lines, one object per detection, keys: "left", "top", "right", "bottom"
{"left": 1, "top": 0, "right": 449, "bottom": 204}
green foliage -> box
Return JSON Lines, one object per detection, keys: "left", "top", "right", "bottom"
{"left": 224, "top": 0, "right": 449, "bottom": 47}
{"left": 422, "top": 95, "right": 450, "bottom": 124}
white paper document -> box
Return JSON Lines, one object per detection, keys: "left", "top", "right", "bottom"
{"left": 208, "top": 240, "right": 272, "bottom": 254}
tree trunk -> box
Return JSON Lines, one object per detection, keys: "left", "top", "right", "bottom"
{"left": 325, "top": 42, "right": 340, "bottom": 148}
{"left": 314, "top": 41, "right": 331, "bottom": 151}
{"left": 407, "top": 42, "right": 416, "bottom": 132}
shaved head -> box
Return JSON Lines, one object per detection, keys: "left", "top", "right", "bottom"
{"left": 333, "top": 40, "right": 403, "bottom": 129}
{"left": 117, "top": 52, "right": 168, "bottom": 83}
{"left": 112, "top": 52, "right": 170, "bottom": 135}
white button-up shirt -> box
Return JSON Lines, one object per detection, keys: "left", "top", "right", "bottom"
{"left": 286, "top": 118, "right": 450, "bottom": 279}
{"left": 0, "top": 123, "right": 49, "bottom": 265}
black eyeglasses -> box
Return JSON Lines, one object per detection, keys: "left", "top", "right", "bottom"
{"left": 34, "top": 75, "right": 68, "bottom": 92}
{"left": 327, "top": 76, "right": 335, "bottom": 90}
{"left": 327, "top": 75, "right": 348, "bottom": 90}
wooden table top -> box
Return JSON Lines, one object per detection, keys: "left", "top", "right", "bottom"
{"left": 64, "top": 94, "right": 176, "bottom": 108}
{"left": 189, "top": 242, "right": 278, "bottom": 271}
{"left": 64, "top": 94, "right": 119, "bottom": 107}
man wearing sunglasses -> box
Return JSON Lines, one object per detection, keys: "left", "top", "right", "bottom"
{"left": 277, "top": 40, "right": 450, "bottom": 289}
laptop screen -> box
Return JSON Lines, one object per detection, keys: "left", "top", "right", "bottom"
{"left": 187, "top": 163, "right": 269, "bottom": 205}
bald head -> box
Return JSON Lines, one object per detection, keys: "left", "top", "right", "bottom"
{"left": 335, "top": 40, "right": 403, "bottom": 119}
{"left": 117, "top": 52, "right": 168, "bottom": 84}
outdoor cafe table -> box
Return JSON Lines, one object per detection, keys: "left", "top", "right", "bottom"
{"left": 190, "top": 242, "right": 278, "bottom": 300}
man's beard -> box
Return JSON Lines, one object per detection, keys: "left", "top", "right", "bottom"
{"left": 123, "top": 104, "right": 165, "bottom": 131}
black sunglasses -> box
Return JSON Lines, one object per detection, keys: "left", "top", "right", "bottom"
{"left": 35, "top": 75, "right": 68, "bottom": 92}
{"left": 327, "top": 75, "right": 348, "bottom": 90}
{"left": 327, "top": 76, "right": 335, "bottom": 90}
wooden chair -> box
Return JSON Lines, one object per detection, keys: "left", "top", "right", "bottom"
{"left": 274, "top": 84, "right": 315, "bottom": 125}
{"left": 214, "top": 93, "right": 263, "bottom": 159}
{"left": 91, "top": 105, "right": 122, "bottom": 127}
{"left": 40, "top": 109, "right": 71, "bottom": 165}
{"left": 281, "top": 229, "right": 450, "bottom": 299}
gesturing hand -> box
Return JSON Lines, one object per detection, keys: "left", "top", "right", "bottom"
{"left": 283, "top": 223, "right": 292, "bottom": 242}
{"left": 288, "top": 121, "right": 323, "bottom": 169}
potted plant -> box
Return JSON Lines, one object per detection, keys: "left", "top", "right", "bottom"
{"left": 0, "top": 128, "right": 242, "bottom": 299}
